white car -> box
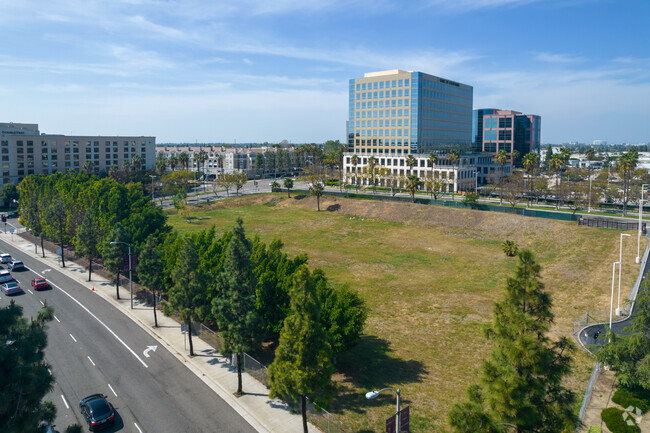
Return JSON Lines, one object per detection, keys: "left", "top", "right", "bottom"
{"left": 0, "top": 253, "right": 11, "bottom": 264}
{"left": 0, "top": 270, "right": 11, "bottom": 283}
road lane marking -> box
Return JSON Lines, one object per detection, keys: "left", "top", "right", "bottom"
{"left": 108, "top": 384, "right": 117, "bottom": 397}
{"left": 28, "top": 289, "right": 33, "bottom": 294}
{"left": 143, "top": 345, "right": 157, "bottom": 358}
{"left": 54, "top": 315, "right": 60, "bottom": 323}
{"left": 61, "top": 395, "right": 70, "bottom": 409}
{"left": 69, "top": 334, "right": 77, "bottom": 343}
{"left": 134, "top": 423, "right": 143, "bottom": 433}
{"left": 39, "top": 300, "right": 44, "bottom": 306}
{"left": 87, "top": 356, "right": 95, "bottom": 366}
{"left": 32, "top": 271, "right": 149, "bottom": 368}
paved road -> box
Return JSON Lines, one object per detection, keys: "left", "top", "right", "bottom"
{"left": 0, "top": 239, "right": 257, "bottom": 433}
{"left": 578, "top": 249, "right": 650, "bottom": 351}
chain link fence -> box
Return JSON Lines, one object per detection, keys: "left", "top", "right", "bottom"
{"left": 305, "top": 396, "right": 355, "bottom": 433}
{"left": 572, "top": 307, "right": 609, "bottom": 333}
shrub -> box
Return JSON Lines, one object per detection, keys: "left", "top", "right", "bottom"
{"left": 601, "top": 407, "right": 640, "bottom": 433}
{"left": 587, "top": 426, "right": 602, "bottom": 433}
{"left": 612, "top": 387, "right": 650, "bottom": 414}
{"left": 65, "top": 425, "right": 83, "bottom": 433}
{"left": 502, "top": 240, "right": 519, "bottom": 257}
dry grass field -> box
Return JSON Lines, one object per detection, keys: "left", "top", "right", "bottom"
{"left": 167, "top": 193, "right": 644, "bottom": 432}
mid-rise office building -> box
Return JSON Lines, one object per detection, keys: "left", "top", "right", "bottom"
{"left": 0, "top": 122, "right": 156, "bottom": 186}
{"left": 472, "top": 109, "right": 541, "bottom": 163}
{"left": 348, "top": 70, "right": 473, "bottom": 156}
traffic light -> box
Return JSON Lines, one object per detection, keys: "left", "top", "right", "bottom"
{"left": 1, "top": 215, "right": 6, "bottom": 223}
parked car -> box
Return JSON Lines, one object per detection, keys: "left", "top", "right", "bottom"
{"left": 7, "top": 260, "right": 24, "bottom": 271}
{"left": 0, "top": 253, "right": 11, "bottom": 264}
{"left": 0, "top": 270, "right": 11, "bottom": 283}
{"left": 31, "top": 277, "right": 49, "bottom": 290}
{"left": 2, "top": 281, "right": 22, "bottom": 295}
{"left": 5, "top": 211, "right": 18, "bottom": 219}
{"left": 79, "top": 394, "right": 115, "bottom": 431}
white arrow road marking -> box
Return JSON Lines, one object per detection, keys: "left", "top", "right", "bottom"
{"left": 42, "top": 269, "right": 51, "bottom": 273}
{"left": 61, "top": 395, "right": 69, "bottom": 409}
{"left": 143, "top": 345, "right": 158, "bottom": 358}
{"left": 108, "top": 383, "right": 117, "bottom": 397}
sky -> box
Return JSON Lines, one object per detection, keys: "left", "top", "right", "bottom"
{"left": 1, "top": 0, "right": 648, "bottom": 145}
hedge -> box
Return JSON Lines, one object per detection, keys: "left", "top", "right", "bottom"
{"left": 612, "top": 387, "right": 650, "bottom": 414}
{"left": 601, "top": 407, "right": 640, "bottom": 433}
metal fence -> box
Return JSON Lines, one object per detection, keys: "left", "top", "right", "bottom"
{"left": 571, "top": 307, "right": 609, "bottom": 333}
{"left": 576, "top": 362, "right": 601, "bottom": 433}
{"left": 305, "top": 396, "right": 355, "bottom": 433}
{"left": 579, "top": 217, "right": 645, "bottom": 231}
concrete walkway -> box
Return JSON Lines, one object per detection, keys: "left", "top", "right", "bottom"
{"left": 4, "top": 231, "right": 319, "bottom": 433}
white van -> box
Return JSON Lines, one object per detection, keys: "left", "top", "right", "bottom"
{"left": 0, "top": 253, "right": 11, "bottom": 264}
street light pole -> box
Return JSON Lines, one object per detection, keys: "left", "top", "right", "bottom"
{"left": 366, "top": 387, "right": 401, "bottom": 432}
{"left": 110, "top": 241, "right": 133, "bottom": 309}
{"left": 610, "top": 261, "right": 619, "bottom": 341}
{"left": 617, "top": 233, "right": 631, "bottom": 316}
{"left": 637, "top": 184, "right": 649, "bottom": 263}
{"left": 149, "top": 174, "right": 156, "bottom": 202}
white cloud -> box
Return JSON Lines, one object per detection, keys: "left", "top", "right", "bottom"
{"left": 535, "top": 52, "right": 585, "bottom": 63}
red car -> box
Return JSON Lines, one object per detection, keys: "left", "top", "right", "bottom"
{"left": 31, "top": 278, "right": 49, "bottom": 290}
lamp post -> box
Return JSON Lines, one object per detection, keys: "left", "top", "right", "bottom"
{"left": 617, "top": 233, "right": 631, "bottom": 316}
{"left": 637, "top": 184, "right": 649, "bottom": 263}
{"left": 149, "top": 174, "right": 156, "bottom": 201}
{"left": 366, "top": 387, "right": 401, "bottom": 432}
{"left": 610, "top": 261, "right": 620, "bottom": 340}
{"left": 110, "top": 241, "right": 133, "bottom": 309}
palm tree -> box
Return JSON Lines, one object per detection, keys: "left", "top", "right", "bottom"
{"left": 618, "top": 150, "right": 639, "bottom": 216}
{"left": 168, "top": 155, "right": 178, "bottom": 172}
{"left": 178, "top": 152, "right": 189, "bottom": 170}
{"left": 309, "top": 181, "right": 325, "bottom": 211}
{"left": 522, "top": 152, "right": 540, "bottom": 207}
{"left": 405, "top": 175, "right": 422, "bottom": 203}
{"left": 367, "top": 156, "right": 378, "bottom": 194}
{"left": 131, "top": 154, "right": 143, "bottom": 171}
{"left": 351, "top": 154, "right": 359, "bottom": 187}
{"left": 156, "top": 153, "right": 167, "bottom": 175}
{"left": 284, "top": 177, "right": 294, "bottom": 198}
{"left": 195, "top": 149, "right": 208, "bottom": 192}
{"left": 549, "top": 153, "right": 566, "bottom": 209}
{"left": 448, "top": 150, "right": 460, "bottom": 200}
{"left": 108, "top": 164, "right": 119, "bottom": 179}
{"left": 427, "top": 152, "right": 438, "bottom": 178}
{"left": 83, "top": 159, "right": 93, "bottom": 175}
{"left": 406, "top": 154, "right": 417, "bottom": 176}
{"left": 217, "top": 154, "right": 225, "bottom": 173}
{"left": 585, "top": 149, "right": 596, "bottom": 212}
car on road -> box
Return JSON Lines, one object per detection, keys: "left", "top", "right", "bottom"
{"left": 0, "top": 270, "right": 11, "bottom": 283}
{"left": 31, "top": 277, "right": 49, "bottom": 290}
{"left": 0, "top": 253, "right": 11, "bottom": 264}
{"left": 2, "top": 281, "right": 22, "bottom": 295}
{"left": 79, "top": 394, "right": 115, "bottom": 431}
{"left": 7, "top": 260, "right": 24, "bottom": 271}
{"left": 5, "top": 211, "right": 18, "bottom": 219}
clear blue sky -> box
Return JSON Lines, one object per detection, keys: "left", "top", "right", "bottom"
{"left": 1, "top": 0, "right": 648, "bottom": 144}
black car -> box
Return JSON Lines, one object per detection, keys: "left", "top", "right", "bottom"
{"left": 79, "top": 394, "right": 115, "bottom": 431}
{"left": 5, "top": 211, "right": 18, "bottom": 219}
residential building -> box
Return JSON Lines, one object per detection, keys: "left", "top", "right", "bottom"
{"left": 348, "top": 69, "right": 473, "bottom": 156}
{"left": 472, "top": 109, "right": 541, "bottom": 163}
{"left": 0, "top": 122, "right": 155, "bottom": 186}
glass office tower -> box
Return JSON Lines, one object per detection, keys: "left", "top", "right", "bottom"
{"left": 348, "top": 70, "right": 473, "bottom": 155}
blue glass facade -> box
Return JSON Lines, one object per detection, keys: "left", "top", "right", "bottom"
{"left": 348, "top": 70, "right": 473, "bottom": 155}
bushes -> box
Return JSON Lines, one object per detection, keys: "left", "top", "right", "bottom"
{"left": 612, "top": 387, "right": 650, "bottom": 413}
{"left": 601, "top": 407, "right": 640, "bottom": 433}
{"left": 587, "top": 426, "right": 602, "bottom": 433}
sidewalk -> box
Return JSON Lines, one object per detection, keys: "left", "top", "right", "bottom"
{"left": 5, "top": 232, "right": 319, "bottom": 433}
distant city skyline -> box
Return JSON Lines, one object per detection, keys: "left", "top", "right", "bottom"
{"left": 1, "top": 0, "right": 648, "bottom": 144}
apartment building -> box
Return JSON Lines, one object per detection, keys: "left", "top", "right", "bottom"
{"left": 0, "top": 122, "right": 156, "bottom": 186}
{"left": 156, "top": 145, "right": 268, "bottom": 174}
{"left": 347, "top": 69, "right": 473, "bottom": 156}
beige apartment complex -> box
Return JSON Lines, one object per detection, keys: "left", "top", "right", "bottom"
{"left": 0, "top": 122, "right": 156, "bottom": 186}
{"left": 156, "top": 145, "right": 266, "bottom": 174}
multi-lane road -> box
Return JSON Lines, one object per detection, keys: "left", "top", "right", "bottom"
{"left": 0, "top": 238, "right": 257, "bottom": 433}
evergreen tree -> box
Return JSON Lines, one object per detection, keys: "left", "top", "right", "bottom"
{"left": 138, "top": 235, "right": 165, "bottom": 328}
{"left": 449, "top": 250, "right": 576, "bottom": 433}
{"left": 212, "top": 218, "right": 264, "bottom": 395}
{"left": 269, "top": 266, "right": 333, "bottom": 433}
{"left": 44, "top": 197, "right": 68, "bottom": 268}
{"left": 0, "top": 302, "right": 56, "bottom": 433}
{"left": 163, "top": 237, "right": 206, "bottom": 356}
{"left": 103, "top": 223, "right": 129, "bottom": 300}
{"left": 76, "top": 211, "right": 100, "bottom": 281}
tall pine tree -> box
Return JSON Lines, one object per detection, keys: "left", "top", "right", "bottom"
{"left": 269, "top": 265, "right": 333, "bottom": 433}
{"left": 449, "top": 250, "right": 576, "bottom": 433}
{"left": 211, "top": 218, "right": 264, "bottom": 395}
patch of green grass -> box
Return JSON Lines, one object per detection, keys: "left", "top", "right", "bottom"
{"left": 613, "top": 387, "right": 650, "bottom": 414}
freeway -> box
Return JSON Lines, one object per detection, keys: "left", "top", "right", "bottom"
{"left": 0, "top": 238, "right": 258, "bottom": 433}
